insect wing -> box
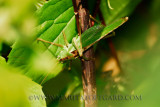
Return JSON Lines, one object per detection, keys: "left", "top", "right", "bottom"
{"left": 82, "top": 17, "right": 128, "bottom": 50}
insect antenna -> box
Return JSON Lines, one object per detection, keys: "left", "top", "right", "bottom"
{"left": 37, "top": 38, "right": 64, "bottom": 48}
{"left": 72, "top": 38, "right": 82, "bottom": 57}
{"left": 38, "top": 39, "right": 55, "bottom": 55}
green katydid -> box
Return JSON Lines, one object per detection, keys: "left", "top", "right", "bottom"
{"left": 37, "top": 16, "right": 128, "bottom": 61}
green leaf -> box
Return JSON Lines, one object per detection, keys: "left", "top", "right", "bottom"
{"left": 8, "top": 0, "right": 76, "bottom": 84}
{"left": 0, "top": 56, "right": 6, "bottom": 64}
{"left": 100, "top": 0, "right": 141, "bottom": 24}
{"left": 0, "top": 65, "right": 46, "bottom": 107}
{"left": 8, "top": 43, "right": 63, "bottom": 84}
{"left": 24, "top": 52, "right": 64, "bottom": 84}
{"left": 7, "top": 0, "right": 77, "bottom": 84}
{"left": 35, "top": 0, "right": 77, "bottom": 58}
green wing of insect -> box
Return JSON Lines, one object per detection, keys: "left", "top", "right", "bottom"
{"left": 81, "top": 17, "right": 128, "bottom": 49}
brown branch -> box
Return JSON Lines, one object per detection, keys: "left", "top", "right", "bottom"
{"left": 72, "top": 0, "right": 97, "bottom": 107}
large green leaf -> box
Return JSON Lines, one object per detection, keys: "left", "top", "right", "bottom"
{"left": 34, "top": 0, "right": 77, "bottom": 58}
{"left": 100, "top": 0, "right": 141, "bottom": 24}
{"left": 8, "top": 0, "right": 77, "bottom": 65}
{"left": 7, "top": 0, "right": 77, "bottom": 85}
{"left": 8, "top": 43, "right": 63, "bottom": 84}
{"left": 0, "top": 56, "right": 6, "bottom": 64}
{"left": 0, "top": 64, "right": 46, "bottom": 107}
{"left": 7, "top": 0, "right": 76, "bottom": 84}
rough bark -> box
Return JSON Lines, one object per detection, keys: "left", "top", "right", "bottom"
{"left": 72, "top": 0, "right": 97, "bottom": 107}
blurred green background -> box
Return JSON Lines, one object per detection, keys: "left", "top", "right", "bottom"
{"left": 0, "top": 0, "right": 160, "bottom": 107}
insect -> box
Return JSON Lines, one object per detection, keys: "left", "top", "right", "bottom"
{"left": 37, "top": 17, "right": 128, "bottom": 61}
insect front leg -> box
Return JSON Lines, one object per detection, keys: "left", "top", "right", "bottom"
{"left": 72, "top": 37, "right": 83, "bottom": 57}
{"left": 72, "top": 18, "right": 83, "bottom": 57}
{"left": 72, "top": 38, "right": 95, "bottom": 61}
